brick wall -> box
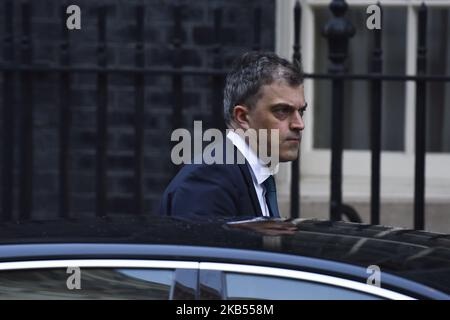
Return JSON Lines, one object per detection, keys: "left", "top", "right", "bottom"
{"left": 0, "top": 0, "right": 275, "bottom": 220}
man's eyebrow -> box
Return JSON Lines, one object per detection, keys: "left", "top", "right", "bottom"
{"left": 271, "top": 103, "right": 308, "bottom": 110}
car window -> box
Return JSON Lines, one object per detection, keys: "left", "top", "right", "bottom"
{"left": 0, "top": 268, "right": 174, "bottom": 299}
{"left": 225, "top": 273, "right": 383, "bottom": 300}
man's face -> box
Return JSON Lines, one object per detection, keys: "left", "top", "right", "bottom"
{"left": 245, "top": 81, "right": 306, "bottom": 162}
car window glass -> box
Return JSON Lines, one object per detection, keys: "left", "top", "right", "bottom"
{"left": 225, "top": 273, "right": 383, "bottom": 300}
{"left": 116, "top": 269, "right": 173, "bottom": 286}
{"left": 0, "top": 268, "right": 174, "bottom": 299}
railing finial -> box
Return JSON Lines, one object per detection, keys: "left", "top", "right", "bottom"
{"left": 322, "top": 0, "right": 355, "bottom": 73}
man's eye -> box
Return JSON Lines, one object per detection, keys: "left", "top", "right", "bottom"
{"left": 274, "top": 108, "right": 289, "bottom": 115}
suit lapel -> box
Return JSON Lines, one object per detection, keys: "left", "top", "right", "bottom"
{"left": 223, "top": 138, "right": 262, "bottom": 217}
{"left": 238, "top": 162, "right": 263, "bottom": 217}
{"left": 235, "top": 149, "right": 262, "bottom": 217}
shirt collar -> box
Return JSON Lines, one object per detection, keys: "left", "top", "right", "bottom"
{"left": 226, "top": 130, "right": 277, "bottom": 185}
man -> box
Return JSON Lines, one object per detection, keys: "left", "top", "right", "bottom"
{"left": 159, "top": 52, "right": 307, "bottom": 219}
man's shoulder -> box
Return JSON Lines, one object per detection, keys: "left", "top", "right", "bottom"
{"left": 163, "top": 137, "right": 251, "bottom": 195}
{"left": 176, "top": 162, "right": 242, "bottom": 180}
{"left": 164, "top": 162, "right": 245, "bottom": 192}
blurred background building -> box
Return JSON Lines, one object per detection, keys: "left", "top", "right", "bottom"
{"left": 276, "top": 0, "right": 450, "bottom": 233}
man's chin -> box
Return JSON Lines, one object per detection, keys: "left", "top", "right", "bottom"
{"left": 279, "top": 151, "right": 299, "bottom": 162}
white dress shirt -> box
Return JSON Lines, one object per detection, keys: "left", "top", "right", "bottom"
{"left": 226, "top": 131, "right": 278, "bottom": 217}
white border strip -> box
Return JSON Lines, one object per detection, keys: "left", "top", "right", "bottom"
{"left": 0, "top": 260, "right": 199, "bottom": 271}
{"left": 200, "top": 262, "right": 415, "bottom": 300}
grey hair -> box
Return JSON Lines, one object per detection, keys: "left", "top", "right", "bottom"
{"left": 223, "top": 51, "right": 303, "bottom": 125}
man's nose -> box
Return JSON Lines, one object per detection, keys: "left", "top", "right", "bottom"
{"left": 290, "top": 111, "right": 305, "bottom": 131}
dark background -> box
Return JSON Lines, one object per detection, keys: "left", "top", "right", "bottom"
{"left": 0, "top": 0, "right": 275, "bottom": 220}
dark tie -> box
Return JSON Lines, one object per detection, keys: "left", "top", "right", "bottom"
{"left": 262, "top": 176, "right": 280, "bottom": 218}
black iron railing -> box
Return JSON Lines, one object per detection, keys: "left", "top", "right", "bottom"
{"left": 1, "top": 0, "right": 448, "bottom": 230}
{"left": 294, "top": 0, "right": 449, "bottom": 230}
{"left": 0, "top": 1, "right": 261, "bottom": 222}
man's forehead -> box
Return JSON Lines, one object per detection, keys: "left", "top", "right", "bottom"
{"left": 259, "top": 81, "right": 305, "bottom": 106}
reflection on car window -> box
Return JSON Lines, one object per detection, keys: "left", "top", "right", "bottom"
{"left": 116, "top": 269, "right": 174, "bottom": 286}
{"left": 0, "top": 268, "right": 174, "bottom": 299}
{"left": 225, "top": 273, "right": 383, "bottom": 300}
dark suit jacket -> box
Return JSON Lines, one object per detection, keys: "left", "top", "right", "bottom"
{"left": 159, "top": 143, "right": 262, "bottom": 219}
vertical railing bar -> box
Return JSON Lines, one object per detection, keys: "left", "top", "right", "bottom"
{"left": 19, "top": 1, "right": 33, "bottom": 221}
{"left": 134, "top": 5, "right": 145, "bottom": 216}
{"left": 414, "top": 3, "right": 427, "bottom": 230}
{"left": 96, "top": 6, "right": 108, "bottom": 218}
{"left": 171, "top": 4, "right": 183, "bottom": 174}
{"left": 212, "top": 8, "right": 224, "bottom": 131}
{"left": 172, "top": 4, "right": 183, "bottom": 129}
{"left": 323, "top": 0, "right": 355, "bottom": 222}
{"left": 1, "top": 0, "right": 15, "bottom": 222}
{"left": 290, "top": 0, "right": 301, "bottom": 219}
{"left": 59, "top": 4, "right": 72, "bottom": 219}
{"left": 252, "top": 7, "right": 261, "bottom": 51}
{"left": 370, "top": 2, "right": 383, "bottom": 225}
{"left": 330, "top": 78, "right": 343, "bottom": 222}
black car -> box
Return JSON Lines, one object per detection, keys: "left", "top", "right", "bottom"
{"left": 0, "top": 216, "right": 449, "bottom": 300}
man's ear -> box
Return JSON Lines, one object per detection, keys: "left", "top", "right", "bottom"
{"left": 232, "top": 105, "right": 250, "bottom": 130}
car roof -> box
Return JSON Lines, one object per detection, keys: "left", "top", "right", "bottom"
{"left": 0, "top": 216, "right": 449, "bottom": 296}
